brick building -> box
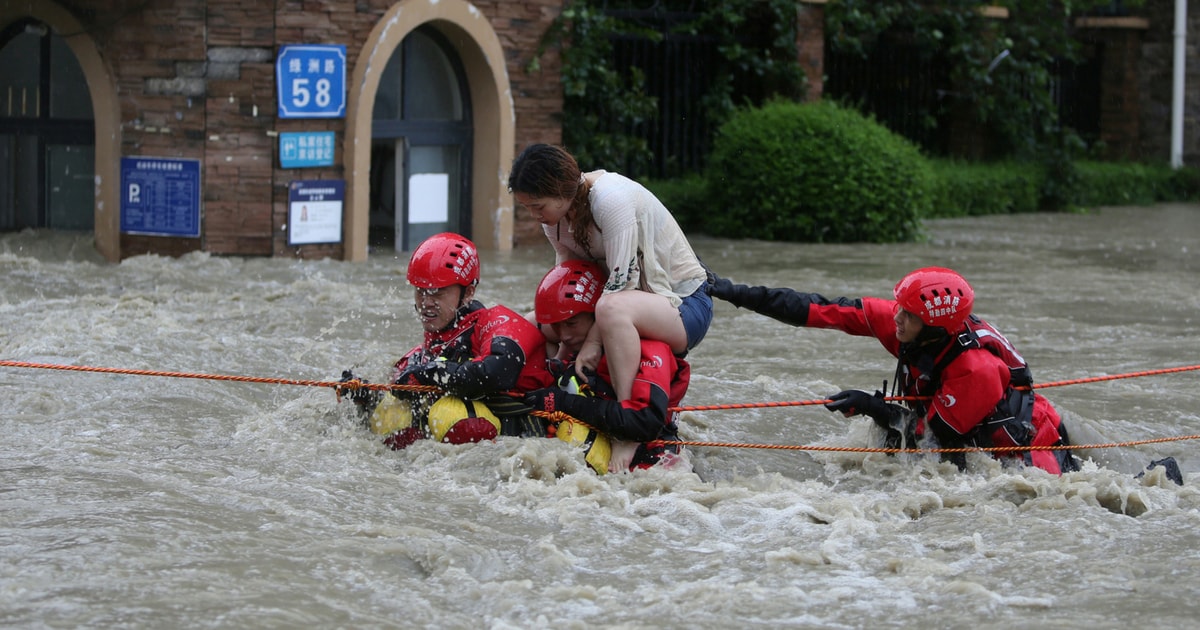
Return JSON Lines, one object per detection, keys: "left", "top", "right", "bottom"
{"left": 0, "top": 1, "right": 1195, "bottom": 263}
{"left": 0, "top": 0, "right": 567, "bottom": 262}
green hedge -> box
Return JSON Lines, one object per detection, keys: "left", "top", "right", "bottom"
{"left": 926, "top": 159, "right": 1200, "bottom": 218}
{"left": 645, "top": 115, "right": 1200, "bottom": 234}
{"left": 927, "top": 160, "right": 1042, "bottom": 218}
{"left": 1074, "top": 161, "right": 1200, "bottom": 207}
{"left": 702, "top": 100, "right": 934, "bottom": 243}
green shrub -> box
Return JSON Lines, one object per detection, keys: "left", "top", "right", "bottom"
{"left": 704, "top": 100, "right": 933, "bottom": 242}
{"left": 928, "top": 160, "right": 1042, "bottom": 217}
{"left": 925, "top": 160, "right": 1200, "bottom": 216}
{"left": 1074, "top": 161, "right": 1200, "bottom": 206}
{"left": 1168, "top": 165, "right": 1200, "bottom": 200}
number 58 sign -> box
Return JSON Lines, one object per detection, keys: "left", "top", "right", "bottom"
{"left": 276, "top": 45, "right": 346, "bottom": 119}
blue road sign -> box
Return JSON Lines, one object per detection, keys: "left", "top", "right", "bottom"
{"left": 120, "top": 157, "right": 202, "bottom": 238}
{"left": 276, "top": 44, "right": 347, "bottom": 119}
{"left": 279, "top": 131, "right": 336, "bottom": 168}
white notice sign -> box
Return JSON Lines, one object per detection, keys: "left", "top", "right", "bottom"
{"left": 287, "top": 179, "right": 345, "bottom": 245}
{"left": 409, "top": 173, "right": 449, "bottom": 223}
{"left": 289, "top": 199, "right": 342, "bottom": 244}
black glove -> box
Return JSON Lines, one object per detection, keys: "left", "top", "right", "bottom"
{"left": 556, "top": 370, "right": 599, "bottom": 395}
{"left": 710, "top": 276, "right": 737, "bottom": 301}
{"left": 394, "top": 361, "right": 436, "bottom": 385}
{"left": 700, "top": 261, "right": 734, "bottom": 301}
{"left": 706, "top": 274, "right": 737, "bottom": 301}
{"left": 546, "top": 358, "right": 569, "bottom": 378}
{"left": 396, "top": 359, "right": 459, "bottom": 387}
{"left": 825, "top": 389, "right": 904, "bottom": 429}
{"left": 524, "top": 387, "right": 560, "bottom": 414}
{"left": 338, "top": 370, "right": 378, "bottom": 408}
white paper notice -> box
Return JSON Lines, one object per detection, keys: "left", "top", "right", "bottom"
{"left": 289, "top": 200, "right": 342, "bottom": 244}
{"left": 409, "top": 173, "right": 449, "bottom": 223}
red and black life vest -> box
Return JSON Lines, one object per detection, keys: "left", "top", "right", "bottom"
{"left": 898, "top": 315, "right": 1075, "bottom": 471}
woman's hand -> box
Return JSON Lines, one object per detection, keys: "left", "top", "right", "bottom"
{"left": 574, "top": 339, "right": 603, "bottom": 381}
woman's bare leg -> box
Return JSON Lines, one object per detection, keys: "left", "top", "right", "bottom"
{"left": 593, "top": 290, "right": 687, "bottom": 401}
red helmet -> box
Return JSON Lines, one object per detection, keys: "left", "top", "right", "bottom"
{"left": 535, "top": 260, "right": 605, "bottom": 325}
{"left": 893, "top": 267, "right": 974, "bottom": 331}
{"left": 407, "top": 233, "right": 480, "bottom": 289}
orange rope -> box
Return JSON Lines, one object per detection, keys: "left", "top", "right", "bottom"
{"left": 6, "top": 360, "right": 1194, "bottom": 408}
{"left": 0, "top": 360, "right": 441, "bottom": 398}
{"left": 4, "top": 359, "right": 1198, "bottom": 454}
{"left": 1035, "top": 364, "right": 1200, "bottom": 389}
{"left": 649, "top": 434, "right": 1200, "bottom": 454}
{"left": 669, "top": 363, "right": 1200, "bottom": 412}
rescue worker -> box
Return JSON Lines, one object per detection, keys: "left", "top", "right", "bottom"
{"left": 707, "top": 266, "right": 1079, "bottom": 474}
{"left": 522, "top": 260, "right": 689, "bottom": 473}
{"left": 339, "top": 233, "right": 553, "bottom": 449}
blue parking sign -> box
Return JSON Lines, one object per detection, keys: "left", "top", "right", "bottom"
{"left": 120, "top": 157, "right": 202, "bottom": 238}
{"left": 276, "top": 44, "right": 346, "bottom": 119}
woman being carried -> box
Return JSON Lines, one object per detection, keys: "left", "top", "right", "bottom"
{"left": 508, "top": 144, "right": 712, "bottom": 469}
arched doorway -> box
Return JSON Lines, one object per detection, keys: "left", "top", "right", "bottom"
{"left": 0, "top": 18, "right": 94, "bottom": 232}
{"left": 344, "top": 0, "right": 516, "bottom": 262}
{"left": 369, "top": 25, "right": 472, "bottom": 253}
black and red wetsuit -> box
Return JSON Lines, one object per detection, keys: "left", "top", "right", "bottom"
{"left": 546, "top": 338, "right": 690, "bottom": 470}
{"left": 391, "top": 300, "right": 553, "bottom": 437}
{"left": 711, "top": 282, "right": 1076, "bottom": 474}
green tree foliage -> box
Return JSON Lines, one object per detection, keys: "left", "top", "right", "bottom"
{"left": 925, "top": 158, "right": 1200, "bottom": 217}
{"left": 826, "top": 0, "right": 1140, "bottom": 159}
{"left": 705, "top": 100, "right": 933, "bottom": 242}
{"left": 677, "top": 0, "right": 808, "bottom": 129}
{"left": 528, "top": 0, "right": 806, "bottom": 174}
{"left": 529, "top": 3, "right": 660, "bottom": 174}
{"left": 826, "top": 0, "right": 1143, "bottom": 209}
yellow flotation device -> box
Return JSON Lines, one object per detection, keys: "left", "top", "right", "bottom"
{"left": 367, "top": 393, "right": 414, "bottom": 435}
{"left": 554, "top": 374, "right": 612, "bottom": 475}
{"left": 556, "top": 418, "right": 612, "bottom": 475}
{"left": 427, "top": 396, "right": 501, "bottom": 444}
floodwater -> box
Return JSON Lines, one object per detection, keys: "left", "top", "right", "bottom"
{"left": 2, "top": 203, "right": 1199, "bottom": 628}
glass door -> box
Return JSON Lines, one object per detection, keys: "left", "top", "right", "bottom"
{"left": 0, "top": 20, "right": 94, "bottom": 232}
{"left": 370, "top": 26, "right": 472, "bottom": 252}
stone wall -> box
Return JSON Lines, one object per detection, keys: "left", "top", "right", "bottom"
{"left": 1075, "top": 18, "right": 1147, "bottom": 161}
{"left": 796, "top": 1, "right": 825, "bottom": 101}
{"left": 493, "top": 0, "right": 566, "bottom": 247}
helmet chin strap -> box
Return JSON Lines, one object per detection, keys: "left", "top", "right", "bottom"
{"left": 898, "top": 324, "right": 949, "bottom": 355}
{"left": 915, "top": 324, "right": 949, "bottom": 345}
{"left": 445, "top": 292, "right": 472, "bottom": 330}
{"left": 458, "top": 283, "right": 475, "bottom": 304}
{"left": 895, "top": 325, "right": 952, "bottom": 395}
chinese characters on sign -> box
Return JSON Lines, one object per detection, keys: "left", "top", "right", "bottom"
{"left": 280, "top": 131, "right": 336, "bottom": 168}
{"left": 276, "top": 45, "right": 347, "bottom": 119}
{"left": 288, "top": 179, "right": 344, "bottom": 245}
{"left": 119, "top": 157, "right": 201, "bottom": 238}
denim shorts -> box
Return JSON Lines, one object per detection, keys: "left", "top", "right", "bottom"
{"left": 678, "top": 285, "right": 714, "bottom": 353}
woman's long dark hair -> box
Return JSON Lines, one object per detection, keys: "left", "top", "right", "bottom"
{"left": 508, "top": 144, "right": 598, "bottom": 255}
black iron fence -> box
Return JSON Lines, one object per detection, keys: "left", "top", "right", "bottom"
{"left": 607, "top": 10, "right": 719, "bottom": 179}
{"left": 824, "top": 36, "right": 1102, "bottom": 156}
{"left": 823, "top": 37, "right": 949, "bottom": 155}
{"left": 604, "top": 10, "right": 1103, "bottom": 178}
